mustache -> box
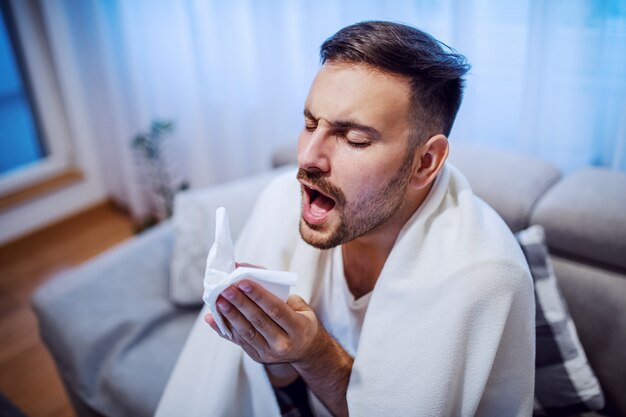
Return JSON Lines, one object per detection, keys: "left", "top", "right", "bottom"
{"left": 296, "top": 169, "right": 346, "bottom": 206}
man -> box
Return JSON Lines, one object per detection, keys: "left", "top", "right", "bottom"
{"left": 156, "top": 21, "right": 534, "bottom": 417}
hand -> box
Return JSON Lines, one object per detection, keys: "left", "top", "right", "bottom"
{"left": 206, "top": 279, "right": 352, "bottom": 416}
{"left": 205, "top": 279, "right": 330, "bottom": 366}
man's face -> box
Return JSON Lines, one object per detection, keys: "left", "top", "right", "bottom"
{"left": 297, "top": 62, "right": 415, "bottom": 249}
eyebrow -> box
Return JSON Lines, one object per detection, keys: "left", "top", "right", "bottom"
{"left": 304, "top": 109, "right": 382, "bottom": 140}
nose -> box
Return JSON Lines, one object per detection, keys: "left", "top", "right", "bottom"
{"left": 297, "top": 128, "right": 331, "bottom": 174}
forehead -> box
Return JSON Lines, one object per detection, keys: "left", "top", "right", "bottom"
{"left": 305, "top": 62, "right": 412, "bottom": 133}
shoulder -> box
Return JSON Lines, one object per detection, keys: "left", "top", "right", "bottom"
{"left": 422, "top": 163, "right": 533, "bottom": 297}
{"left": 255, "top": 168, "right": 300, "bottom": 210}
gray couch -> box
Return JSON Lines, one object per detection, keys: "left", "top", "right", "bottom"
{"left": 32, "top": 144, "right": 626, "bottom": 417}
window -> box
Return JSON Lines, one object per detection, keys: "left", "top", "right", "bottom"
{"left": 0, "top": 3, "right": 47, "bottom": 175}
{"left": 0, "top": 0, "right": 80, "bottom": 209}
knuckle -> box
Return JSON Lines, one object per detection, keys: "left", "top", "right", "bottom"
{"left": 239, "top": 325, "right": 256, "bottom": 341}
{"left": 250, "top": 313, "right": 268, "bottom": 329}
{"left": 250, "top": 290, "right": 264, "bottom": 304}
{"left": 274, "top": 340, "right": 291, "bottom": 357}
{"left": 267, "top": 305, "right": 283, "bottom": 321}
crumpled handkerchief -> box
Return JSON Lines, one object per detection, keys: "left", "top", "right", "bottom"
{"left": 203, "top": 207, "right": 298, "bottom": 338}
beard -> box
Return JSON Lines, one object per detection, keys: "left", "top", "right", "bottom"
{"left": 298, "top": 151, "right": 414, "bottom": 250}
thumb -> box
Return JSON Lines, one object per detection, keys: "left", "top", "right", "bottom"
{"left": 286, "top": 294, "right": 311, "bottom": 312}
{"left": 235, "top": 262, "right": 266, "bottom": 269}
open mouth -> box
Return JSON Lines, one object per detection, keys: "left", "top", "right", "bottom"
{"left": 302, "top": 184, "right": 336, "bottom": 225}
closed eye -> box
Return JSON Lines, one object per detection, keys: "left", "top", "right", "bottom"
{"left": 347, "top": 140, "right": 370, "bottom": 148}
{"left": 339, "top": 131, "right": 370, "bottom": 148}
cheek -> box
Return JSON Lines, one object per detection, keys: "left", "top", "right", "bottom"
{"left": 331, "top": 136, "right": 409, "bottom": 180}
{"left": 334, "top": 153, "right": 404, "bottom": 202}
{"left": 337, "top": 169, "right": 379, "bottom": 204}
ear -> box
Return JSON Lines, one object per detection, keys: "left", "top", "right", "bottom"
{"left": 410, "top": 134, "right": 449, "bottom": 189}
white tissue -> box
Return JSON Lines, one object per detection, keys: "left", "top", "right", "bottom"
{"left": 202, "top": 207, "right": 298, "bottom": 338}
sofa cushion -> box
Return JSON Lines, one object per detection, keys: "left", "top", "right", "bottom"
{"left": 530, "top": 168, "right": 626, "bottom": 270}
{"left": 32, "top": 223, "right": 197, "bottom": 417}
{"left": 550, "top": 256, "right": 626, "bottom": 417}
{"left": 516, "top": 225, "right": 604, "bottom": 416}
{"left": 449, "top": 144, "right": 561, "bottom": 232}
{"left": 170, "top": 168, "right": 289, "bottom": 307}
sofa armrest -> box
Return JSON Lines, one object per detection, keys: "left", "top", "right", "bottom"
{"left": 32, "top": 222, "right": 197, "bottom": 417}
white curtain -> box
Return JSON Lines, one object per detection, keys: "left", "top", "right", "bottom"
{"left": 37, "top": 0, "right": 626, "bottom": 220}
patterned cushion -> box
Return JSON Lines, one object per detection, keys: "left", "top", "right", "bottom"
{"left": 169, "top": 170, "right": 283, "bottom": 306}
{"left": 516, "top": 225, "right": 605, "bottom": 416}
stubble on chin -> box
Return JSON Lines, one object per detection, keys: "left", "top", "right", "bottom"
{"left": 298, "top": 214, "right": 347, "bottom": 250}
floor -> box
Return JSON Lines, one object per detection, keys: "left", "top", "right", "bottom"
{"left": 0, "top": 202, "right": 134, "bottom": 417}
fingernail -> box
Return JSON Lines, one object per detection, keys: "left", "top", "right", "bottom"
{"left": 218, "top": 299, "right": 231, "bottom": 312}
{"left": 238, "top": 281, "right": 252, "bottom": 293}
{"left": 222, "top": 287, "right": 235, "bottom": 300}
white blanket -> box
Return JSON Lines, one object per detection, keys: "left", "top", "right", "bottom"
{"left": 155, "top": 163, "right": 535, "bottom": 417}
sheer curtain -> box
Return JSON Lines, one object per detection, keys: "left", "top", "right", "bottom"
{"left": 38, "top": 0, "right": 626, "bottom": 220}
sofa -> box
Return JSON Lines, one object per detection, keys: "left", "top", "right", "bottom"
{"left": 32, "top": 144, "right": 626, "bottom": 417}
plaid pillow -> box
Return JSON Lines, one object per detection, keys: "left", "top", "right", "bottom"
{"left": 170, "top": 171, "right": 279, "bottom": 306}
{"left": 516, "top": 225, "right": 605, "bottom": 416}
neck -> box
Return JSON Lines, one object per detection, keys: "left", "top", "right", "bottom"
{"left": 341, "top": 182, "right": 434, "bottom": 299}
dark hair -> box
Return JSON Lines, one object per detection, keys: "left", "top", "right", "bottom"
{"left": 320, "top": 21, "right": 470, "bottom": 146}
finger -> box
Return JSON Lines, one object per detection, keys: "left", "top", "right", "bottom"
{"left": 236, "top": 280, "right": 300, "bottom": 333}
{"left": 286, "top": 295, "right": 313, "bottom": 312}
{"left": 204, "top": 313, "right": 229, "bottom": 339}
{"left": 221, "top": 285, "right": 286, "bottom": 343}
{"left": 217, "top": 295, "right": 270, "bottom": 352}
{"left": 226, "top": 318, "right": 264, "bottom": 361}
{"left": 210, "top": 311, "right": 264, "bottom": 361}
